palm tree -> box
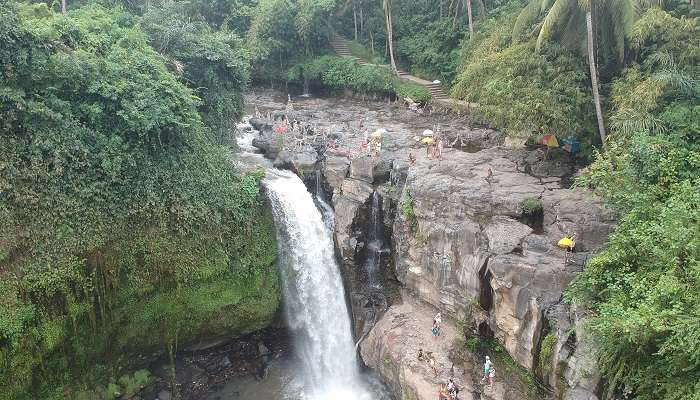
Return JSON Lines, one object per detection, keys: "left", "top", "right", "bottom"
{"left": 513, "top": 0, "right": 635, "bottom": 146}
{"left": 465, "top": 0, "right": 474, "bottom": 40}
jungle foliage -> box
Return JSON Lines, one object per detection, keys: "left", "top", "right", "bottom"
{"left": 567, "top": 9, "right": 699, "bottom": 399}
{"left": 287, "top": 55, "right": 432, "bottom": 103}
{"left": 0, "top": 1, "right": 279, "bottom": 398}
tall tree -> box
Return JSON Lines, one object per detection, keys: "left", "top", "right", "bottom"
{"left": 585, "top": 0, "right": 606, "bottom": 145}
{"left": 465, "top": 0, "right": 473, "bottom": 40}
{"left": 513, "top": 0, "right": 634, "bottom": 146}
{"left": 382, "top": 0, "right": 397, "bottom": 74}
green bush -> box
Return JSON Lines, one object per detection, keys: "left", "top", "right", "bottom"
{"left": 537, "top": 332, "right": 557, "bottom": 377}
{"left": 289, "top": 56, "right": 432, "bottom": 104}
{"left": 520, "top": 197, "right": 543, "bottom": 215}
{"left": 395, "top": 81, "right": 433, "bottom": 104}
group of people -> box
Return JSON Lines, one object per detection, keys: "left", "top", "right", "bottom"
{"left": 360, "top": 127, "right": 384, "bottom": 157}
{"left": 481, "top": 355, "right": 496, "bottom": 385}
{"left": 426, "top": 135, "right": 444, "bottom": 160}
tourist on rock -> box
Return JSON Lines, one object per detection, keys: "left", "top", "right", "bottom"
{"left": 437, "top": 137, "right": 444, "bottom": 160}
{"left": 558, "top": 233, "right": 577, "bottom": 264}
{"left": 432, "top": 313, "right": 442, "bottom": 337}
{"left": 429, "top": 356, "right": 438, "bottom": 377}
{"left": 488, "top": 366, "right": 496, "bottom": 385}
{"left": 481, "top": 356, "right": 492, "bottom": 383}
{"left": 417, "top": 348, "right": 424, "bottom": 361}
{"left": 447, "top": 378, "right": 459, "bottom": 399}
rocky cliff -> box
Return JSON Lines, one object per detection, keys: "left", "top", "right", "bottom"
{"left": 246, "top": 91, "right": 616, "bottom": 400}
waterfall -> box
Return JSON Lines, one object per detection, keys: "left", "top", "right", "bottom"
{"left": 314, "top": 170, "right": 335, "bottom": 233}
{"left": 365, "top": 191, "right": 385, "bottom": 290}
{"left": 265, "top": 169, "right": 371, "bottom": 400}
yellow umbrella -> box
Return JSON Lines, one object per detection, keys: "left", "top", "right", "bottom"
{"left": 421, "top": 137, "right": 435, "bottom": 144}
{"left": 371, "top": 131, "right": 383, "bottom": 138}
{"left": 558, "top": 237, "right": 574, "bottom": 249}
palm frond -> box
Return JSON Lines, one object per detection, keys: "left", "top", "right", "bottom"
{"left": 513, "top": 0, "right": 544, "bottom": 41}
{"left": 633, "top": 0, "right": 665, "bottom": 14}
{"left": 536, "top": 0, "right": 576, "bottom": 49}
{"left": 652, "top": 70, "right": 698, "bottom": 95}
{"left": 541, "top": 0, "right": 557, "bottom": 12}
{"left": 609, "top": 0, "right": 635, "bottom": 62}
{"left": 610, "top": 110, "right": 667, "bottom": 135}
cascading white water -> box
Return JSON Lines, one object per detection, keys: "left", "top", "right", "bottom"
{"left": 365, "top": 191, "right": 385, "bottom": 290}
{"left": 265, "top": 169, "right": 371, "bottom": 400}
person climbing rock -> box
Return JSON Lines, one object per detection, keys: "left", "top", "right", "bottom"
{"left": 558, "top": 233, "right": 577, "bottom": 264}
{"left": 429, "top": 356, "right": 438, "bottom": 378}
{"left": 480, "top": 356, "right": 492, "bottom": 383}
{"left": 409, "top": 152, "right": 416, "bottom": 166}
{"left": 485, "top": 168, "right": 493, "bottom": 182}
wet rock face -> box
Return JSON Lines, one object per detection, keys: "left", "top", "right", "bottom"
{"left": 391, "top": 147, "right": 615, "bottom": 383}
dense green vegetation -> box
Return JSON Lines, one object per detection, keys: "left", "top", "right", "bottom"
{"left": 1, "top": 1, "right": 279, "bottom": 398}
{"left": 567, "top": 9, "right": 699, "bottom": 397}
{"left": 1, "top": 0, "right": 698, "bottom": 398}
{"left": 287, "top": 55, "right": 432, "bottom": 102}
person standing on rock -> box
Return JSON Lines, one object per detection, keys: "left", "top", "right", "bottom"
{"left": 480, "top": 356, "right": 492, "bottom": 383}
{"left": 432, "top": 313, "right": 442, "bottom": 337}
{"left": 488, "top": 365, "right": 496, "bottom": 385}
{"left": 447, "top": 378, "right": 459, "bottom": 399}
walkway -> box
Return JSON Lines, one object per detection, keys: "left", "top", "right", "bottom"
{"left": 329, "top": 36, "right": 449, "bottom": 102}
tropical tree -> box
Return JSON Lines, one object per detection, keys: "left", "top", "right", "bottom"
{"left": 513, "top": 0, "right": 635, "bottom": 146}
{"left": 382, "top": 0, "right": 398, "bottom": 74}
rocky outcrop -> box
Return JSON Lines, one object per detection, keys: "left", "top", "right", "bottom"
{"left": 245, "top": 91, "right": 615, "bottom": 400}
{"left": 388, "top": 147, "right": 614, "bottom": 398}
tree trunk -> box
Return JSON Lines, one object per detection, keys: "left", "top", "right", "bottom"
{"left": 360, "top": 6, "right": 364, "bottom": 37}
{"left": 383, "top": 0, "right": 398, "bottom": 75}
{"left": 465, "top": 0, "right": 473, "bottom": 40}
{"left": 586, "top": 2, "right": 607, "bottom": 146}
{"left": 353, "top": 4, "right": 358, "bottom": 40}
{"left": 61, "top": 0, "right": 66, "bottom": 13}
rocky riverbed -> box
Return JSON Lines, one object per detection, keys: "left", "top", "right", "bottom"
{"left": 244, "top": 89, "right": 614, "bottom": 400}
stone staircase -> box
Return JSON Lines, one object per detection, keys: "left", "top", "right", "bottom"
{"left": 330, "top": 35, "right": 449, "bottom": 101}
{"left": 329, "top": 36, "right": 367, "bottom": 65}
{"left": 423, "top": 80, "right": 449, "bottom": 101}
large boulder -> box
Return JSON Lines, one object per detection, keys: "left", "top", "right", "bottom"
{"left": 322, "top": 155, "right": 351, "bottom": 193}
{"left": 273, "top": 149, "right": 318, "bottom": 174}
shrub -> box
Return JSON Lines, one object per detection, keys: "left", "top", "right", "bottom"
{"left": 520, "top": 197, "right": 543, "bottom": 215}
{"left": 395, "top": 81, "right": 433, "bottom": 104}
